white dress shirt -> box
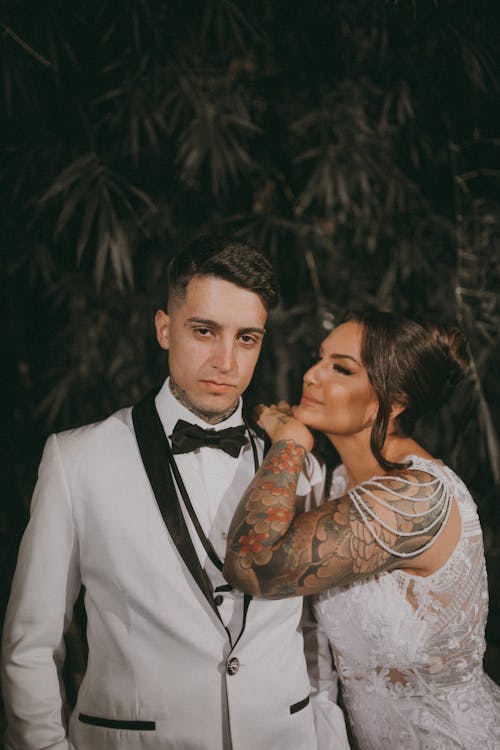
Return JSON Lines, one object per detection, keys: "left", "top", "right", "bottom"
{"left": 155, "top": 379, "right": 325, "bottom": 643}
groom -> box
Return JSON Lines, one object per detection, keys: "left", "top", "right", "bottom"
{"left": 2, "top": 236, "right": 345, "bottom": 750}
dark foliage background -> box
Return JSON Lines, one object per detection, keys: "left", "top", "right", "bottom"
{"left": 1, "top": 0, "right": 499, "bottom": 732}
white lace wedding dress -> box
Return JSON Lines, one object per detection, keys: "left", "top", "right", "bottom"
{"left": 313, "top": 455, "right": 500, "bottom": 750}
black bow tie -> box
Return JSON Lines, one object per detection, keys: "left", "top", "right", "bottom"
{"left": 170, "top": 419, "right": 248, "bottom": 458}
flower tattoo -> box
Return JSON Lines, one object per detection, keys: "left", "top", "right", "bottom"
{"left": 230, "top": 440, "right": 306, "bottom": 568}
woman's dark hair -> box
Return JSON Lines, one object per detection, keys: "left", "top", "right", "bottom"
{"left": 167, "top": 235, "right": 280, "bottom": 312}
{"left": 343, "top": 310, "right": 470, "bottom": 472}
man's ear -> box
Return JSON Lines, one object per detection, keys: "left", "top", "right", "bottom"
{"left": 155, "top": 309, "right": 170, "bottom": 351}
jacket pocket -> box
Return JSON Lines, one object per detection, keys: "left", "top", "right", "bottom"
{"left": 289, "top": 695, "right": 310, "bottom": 715}
{"left": 78, "top": 713, "right": 156, "bottom": 730}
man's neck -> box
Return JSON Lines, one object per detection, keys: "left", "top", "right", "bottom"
{"left": 169, "top": 377, "right": 239, "bottom": 425}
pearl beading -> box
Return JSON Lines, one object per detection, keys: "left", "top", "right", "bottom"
{"left": 348, "top": 474, "right": 453, "bottom": 559}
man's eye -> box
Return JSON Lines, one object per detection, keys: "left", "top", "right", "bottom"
{"left": 240, "top": 335, "right": 258, "bottom": 346}
{"left": 333, "top": 364, "right": 352, "bottom": 375}
{"left": 194, "top": 328, "right": 213, "bottom": 337}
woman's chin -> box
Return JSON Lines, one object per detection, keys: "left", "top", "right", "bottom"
{"left": 293, "top": 404, "right": 317, "bottom": 426}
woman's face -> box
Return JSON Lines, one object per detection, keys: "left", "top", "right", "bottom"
{"left": 294, "top": 321, "right": 379, "bottom": 439}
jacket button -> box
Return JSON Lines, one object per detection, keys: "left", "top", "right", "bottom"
{"left": 214, "top": 594, "right": 224, "bottom": 606}
{"left": 226, "top": 657, "right": 240, "bottom": 675}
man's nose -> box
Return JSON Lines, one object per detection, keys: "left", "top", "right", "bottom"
{"left": 211, "top": 339, "right": 236, "bottom": 372}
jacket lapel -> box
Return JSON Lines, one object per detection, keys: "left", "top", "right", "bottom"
{"left": 132, "top": 391, "right": 223, "bottom": 623}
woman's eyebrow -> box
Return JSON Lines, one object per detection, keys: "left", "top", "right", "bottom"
{"left": 319, "top": 346, "right": 360, "bottom": 366}
{"left": 331, "top": 353, "right": 360, "bottom": 365}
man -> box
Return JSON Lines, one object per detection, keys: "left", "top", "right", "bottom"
{"left": 2, "top": 236, "right": 346, "bottom": 749}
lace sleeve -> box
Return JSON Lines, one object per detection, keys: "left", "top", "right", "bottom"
{"left": 348, "top": 469, "right": 452, "bottom": 559}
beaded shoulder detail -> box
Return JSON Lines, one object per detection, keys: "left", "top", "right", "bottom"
{"left": 348, "top": 459, "right": 452, "bottom": 559}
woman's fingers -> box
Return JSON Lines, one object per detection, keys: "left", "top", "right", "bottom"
{"left": 252, "top": 404, "right": 314, "bottom": 450}
{"left": 277, "top": 400, "right": 293, "bottom": 415}
{"left": 254, "top": 402, "right": 286, "bottom": 421}
{"left": 255, "top": 401, "right": 292, "bottom": 415}
{"left": 254, "top": 403, "right": 276, "bottom": 426}
{"left": 254, "top": 403, "right": 268, "bottom": 420}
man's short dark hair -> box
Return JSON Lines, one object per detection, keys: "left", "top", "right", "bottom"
{"left": 167, "top": 236, "right": 280, "bottom": 312}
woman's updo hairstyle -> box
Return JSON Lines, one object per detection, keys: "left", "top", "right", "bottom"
{"left": 343, "top": 310, "right": 470, "bottom": 472}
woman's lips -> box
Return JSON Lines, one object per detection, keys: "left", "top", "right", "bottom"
{"left": 299, "top": 394, "right": 322, "bottom": 406}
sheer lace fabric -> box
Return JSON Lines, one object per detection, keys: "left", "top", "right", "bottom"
{"left": 314, "top": 456, "right": 500, "bottom": 750}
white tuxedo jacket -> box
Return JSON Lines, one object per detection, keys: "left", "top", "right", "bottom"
{"left": 2, "top": 388, "right": 329, "bottom": 750}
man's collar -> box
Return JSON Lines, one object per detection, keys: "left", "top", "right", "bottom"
{"left": 155, "top": 377, "right": 244, "bottom": 437}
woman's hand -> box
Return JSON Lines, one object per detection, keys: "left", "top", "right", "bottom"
{"left": 254, "top": 401, "right": 314, "bottom": 451}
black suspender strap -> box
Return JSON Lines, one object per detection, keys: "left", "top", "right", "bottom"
{"left": 165, "top": 417, "right": 258, "bottom": 650}
{"left": 164, "top": 416, "right": 259, "bottom": 573}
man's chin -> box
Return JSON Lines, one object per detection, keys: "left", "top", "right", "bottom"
{"left": 191, "top": 394, "right": 240, "bottom": 420}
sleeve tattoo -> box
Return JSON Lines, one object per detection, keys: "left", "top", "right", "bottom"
{"left": 223, "top": 440, "right": 447, "bottom": 598}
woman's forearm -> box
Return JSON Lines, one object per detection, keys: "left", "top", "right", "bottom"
{"left": 223, "top": 439, "right": 307, "bottom": 594}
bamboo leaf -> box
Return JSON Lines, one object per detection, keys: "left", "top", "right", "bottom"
{"left": 39, "top": 154, "right": 98, "bottom": 203}
{"left": 76, "top": 189, "right": 100, "bottom": 264}
{"left": 53, "top": 175, "right": 93, "bottom": 238}
{"left": 95, "top": 202, "right": 111, "bottom": 289}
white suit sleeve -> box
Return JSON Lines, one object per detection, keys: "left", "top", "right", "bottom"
{"left": 1, "top": 434, "right": 81, "bottom": 750}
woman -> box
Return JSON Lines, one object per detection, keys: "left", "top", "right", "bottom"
{"left": 223, "top": 310, "right": 500, "bottom": 750}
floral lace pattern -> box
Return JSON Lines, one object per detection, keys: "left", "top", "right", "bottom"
{"left": 314, "top": 456, "right": 500, "bottom": 749}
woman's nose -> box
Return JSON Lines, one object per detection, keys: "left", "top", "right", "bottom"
{"left": 303, "top": 360, "right": 321, "bottom": 385}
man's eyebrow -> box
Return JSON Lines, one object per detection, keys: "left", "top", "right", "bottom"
{"left": 186, "top": 317, "right": 222, "bottom": 329}
{"left": 186, "top": 318, "right": 266, "bottom": 335}
{"left": 237, "top": 326, "right": 266, "bottom": 336}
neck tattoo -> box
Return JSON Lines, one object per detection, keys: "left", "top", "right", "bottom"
{"left": 169, "top": 377, "right": 239, "bottom": 425}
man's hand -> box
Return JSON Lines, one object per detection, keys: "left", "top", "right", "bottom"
{"left": 254, "top": 401, "right": 314, "bottom": 451}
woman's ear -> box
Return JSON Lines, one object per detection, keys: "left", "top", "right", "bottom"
{"left": 389, "top": 401, "right": 406, "bottom": 421}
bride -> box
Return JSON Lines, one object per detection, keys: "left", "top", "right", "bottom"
{"left": 223, "top": 309, "right": 500, "bottom": 749}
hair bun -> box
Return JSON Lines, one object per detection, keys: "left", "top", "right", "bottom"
{"left": 427, "top": 323, "right": 470, "bottom": 387}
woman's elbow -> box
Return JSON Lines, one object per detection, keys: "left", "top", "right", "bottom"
{"left": 222, "top": 559, "right": 261, "bottom": 596}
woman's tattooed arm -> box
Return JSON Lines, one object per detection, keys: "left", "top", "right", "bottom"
{"left": 223, "top": 439, "right": 308, "bottom": 595}
{"left": 223, "top": 440, "right": 448, "bottom": 599}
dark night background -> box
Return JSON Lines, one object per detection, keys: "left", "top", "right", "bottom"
{"left": 1, "top": 0, "right": 499, "bottom": 737}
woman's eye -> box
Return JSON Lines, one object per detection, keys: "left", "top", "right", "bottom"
{"left": 333, "top": 364, "right": 352, "bottom": 375}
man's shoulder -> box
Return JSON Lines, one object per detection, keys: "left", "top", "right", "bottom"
{"left": 50, "top": 405, "right": 135, "bottom": 460}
